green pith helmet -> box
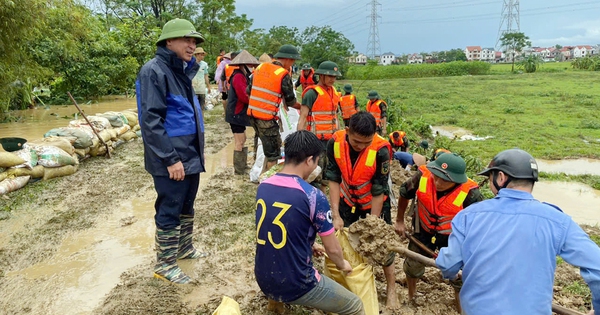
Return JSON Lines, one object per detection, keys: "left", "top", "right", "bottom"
{"left": 367, "top": 90, "right": 380, "bottom": 100}
{"left": 426, "top": 152, "right": 467, "bottom": 184}
{"left": 302, "top": 63, "right": 312, "bottom": 70}
{"left": 273, "top": 44, "right": 301, "bottom": 60}
{"left": 156, "top": 18, "right": 204, "bottom": 45}
{"left": 314, "top": 61, "right": 341, "bottom": 76}
{"left": 419, "top": 140, "right": 429, "bottom": 149}
{"left": 343, "top": 84, "right": 353, "bottom": 93}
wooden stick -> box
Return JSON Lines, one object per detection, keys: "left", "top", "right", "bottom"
{"left": 389, "top": 246, "right": 585, "bottom": 315}
{"left": 67, "top": 92, "right": 111, "bottom": 158}
{"left": 405, "top": 231, "right": 439, "bottom": 258}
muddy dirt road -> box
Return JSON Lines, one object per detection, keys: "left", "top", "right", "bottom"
{"left": 0, "top": 107, "right": 598, "bottom": 315}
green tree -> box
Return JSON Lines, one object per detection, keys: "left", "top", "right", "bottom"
{"left": 260, "top": 26, "right": 301, "bottom": 56}
{"left": 500, "top": 32, "right": 531, "bottom": 72}
{"left": 91, "top": 0, "right": 200, "bottom": 27}
{"left": 300, "top": 26, "right": 354, "bottom": 76}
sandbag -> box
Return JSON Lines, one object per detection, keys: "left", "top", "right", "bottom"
{"left": 7, "top": 165, "right": 45, "bottom": 178}
{"left": 119, "top": 130, "right": 137, "bottom": 141}
{"left": 212, "top": 296, "right": 241, "bottom": 315}
{"left": 89, "top": 142, "right": 113, "bottom": 157}
{"left": 36, "top": 146, "right": 77, "bottom": 167}
{"left": 108, "top": 128, "right": 119, "bottom": 140}
{"left": 132, "top": 124, "right": 140, "bottom": 132}
{"left": 0, "top": 176, "right": 30, "bottom": 195}
{"left": 0, "top": 152, "right": 26, "bottom": 168}
{"left": 0, "top": 172, "right": 7, "bottom": 182}
{"left": 11, "top": 148, "right": 38, "bottom": 169}
{"left": 27, "top": 137, "right": 74, "bottom": 155}
{"left": 323, "top": 229, "right": 379, "bottom": 315}
{"left": 97, "top": 130, "right": 112, "bottom": 143}
{"left": 114, "top": 125, "right": 130, "bottom": 136}
{"left": 97, "top": 113, "right": 124, "bottom": 127}
{"left": 104, "top": 111, "right": 129, "bottom": 125}
{"left": 120, "top": 111, "right": 138, "bottom": 128}
{"left": 249, "top": 141, "right": 264, "bottom": 183}
{"left": 44, "top": 127, "right": 93, "bottom": 149}
{"left": 43, "top": 165, "right": 77, "bottom": 180}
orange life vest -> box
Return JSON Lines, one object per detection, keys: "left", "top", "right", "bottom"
{"left": 416, "top": 165, "right": 479, "bottom": 235}
{"left": 216, "top": 55, "right": 224, "bottom": 66}
{"left": 389, "top": 131, "right": 406, "bottom": 147}
{"left": 303, "top": 85, "right": 340, "bottom": 141}
{"left": 339, "top": 94, "right": 358, "bottom": 119}
{"left": 366, "top": 99, "right": 385, "bottom": 126}
{"left": 299, "top": 69, "right": 315, "bottom": 91}
{"left": 247, "top": 62, "right": 289, "bottom": 121}
{"left": 225, "top": 64, "right": 239, "bottom": 90}
{"left": 333, "top": 130, "right": 392, "bottom": 210}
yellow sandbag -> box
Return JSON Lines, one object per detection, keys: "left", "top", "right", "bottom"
{"left": 0, "top": 172, "right": 7, "bottom": 182}
{"left": 323, "top": 229, "right": 379, "bottom": 315}
{"left": 133, "top": 124, "right": 140, "bottom": 132}
{"left": 115, "top": 125, "right": 131, "bottom": 136}
{"left": 97, "top": 130, "right": 112, "bottom": 142}
{"left": 212, "top": 296, "right": 241, "bottom": 315}
{"left": 120, "top": 111, "right": 138, "bottom": 128}
{"left": 0, "top": 176, "right": 30, "bottom": 195}
{"left": 119, "top": 130, "right": 137, "bottom": 141}
{"left": 73, "top": 148, "right": 86, "bottom": 158}
{"left": 0, "top": 152, "right": 25, "bottom": 168}
{"left": 7, "top": 165, "right": 45, "bottom": 178}
{"left": 28, "top": 137, "right": 74, "bottom": 155}
{"left": 43, "top": 165, "right": 77, "bottom": 181}
{"left": 89, "top": 142, "right": 113, "bottom": 157}
{"left": 108, "top": 128, "right": 119, "bottom": 140}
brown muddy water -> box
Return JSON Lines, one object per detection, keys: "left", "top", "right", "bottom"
{"left": 430, "top": 125, "right": 493, "bottom": 141}
{"left": 537, "top": 158, "right": 600, "bottom": 176}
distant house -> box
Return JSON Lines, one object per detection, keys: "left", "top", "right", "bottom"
{"left": 495, "top": 51, "right": 504, "bottom": 63}
{"left": 380, "top": 52, "right": 395, "bottom": 66}
{"left": 480, "top": 47, "right": 495, "bottom": 62}
{"left": 465, "top": 46, "right": 482, "bottom": 61}
{"left": 572, "top": 45, "right": 593, "bottom": 58}
{"left": 560, "top": 47, "right": 573, "bottom": 60}
{"left": 407, "top": 53, "right": 423, "bottom": 64}
{"left": 348, "top": 53, "right": 367, "bottom": 65}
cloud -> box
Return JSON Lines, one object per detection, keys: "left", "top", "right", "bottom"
{"left": 534, "top": 19, "right": 600, "bottom": 46}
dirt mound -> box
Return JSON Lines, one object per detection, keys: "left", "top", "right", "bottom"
{"left": 348, "top": 215, "right": 403, "bottom": 266}
{"left": 391, "top": 161, "right": 413, "bottom": 185}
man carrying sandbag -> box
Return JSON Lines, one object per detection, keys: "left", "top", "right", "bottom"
{"left": 136, "top": 18, "right": 208, "bottom": 284}
{"left": 325, "top": 111, "right": 399, "bottom": 309}
{"left": 254, "top": 130, "right": 364, "bottom": 315}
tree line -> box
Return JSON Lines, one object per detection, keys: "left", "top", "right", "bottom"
{"left": 0, "top": 0, "right": 354, "bottom": 113}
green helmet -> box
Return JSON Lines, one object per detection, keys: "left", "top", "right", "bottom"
{"left": 273, "top": 44, "right": 301, "bottom": 60}
{"left": 367, "top": 90, "right": 380, "bottom": 100}
{"left": 343, "top": 84, "right": 353, "bottom": 93}
{"left": 301, "top": 63, "right": 312, "bottom": 70}
{"left": 314, "top": 61, "right": 341, "bottom": 76}
{"left": 426, "top": 152, "right": 468, "bottom": 184}
{"left": 156, "top": 18, "right": 204, "bottom": 45}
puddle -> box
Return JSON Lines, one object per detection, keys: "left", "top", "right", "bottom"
{"left": 430, "top": 125, "right": 493, "bottom": 141}
{"left": 533, "top": 181, "right": 600, "bottom": 226}
{"left": 0, "top": 97, "right": 137, "bottom": 152}
{"left": 537, "top": 158, "right": 600, "bottom": 176}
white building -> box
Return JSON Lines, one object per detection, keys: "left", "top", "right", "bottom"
{"left": 481, "top": 48, "right": 495, "bottom": 62}
{"left": 572, "top": 45, "right": 593, "bottom": 58}
{"left": 348, "top": 53, "right": 368, "bottom": 64}
{"left": 408, "top": 53, "right": 423, "bottom": 64}
{"left": 380, "top": 52, "right": 395, "bottom": 66}
{"left": 465, "top": 46, "right": 482, "bottom": 61}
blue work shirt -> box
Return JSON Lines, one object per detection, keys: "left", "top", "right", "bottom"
{"left": 436, "top": 188, "right": 600, "bottom": 315}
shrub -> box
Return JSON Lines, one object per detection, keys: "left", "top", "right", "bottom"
{"left": 345, "top": 61, "right": 491, "bottom": 80}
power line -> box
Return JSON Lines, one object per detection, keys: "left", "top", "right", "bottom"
{"left": 366, "top": 0, "right": 382, "bottom": 59}
{"left": 307, "top": 0, "right": 365, "bottom": 26}
{"left": 388, "top": 0, "right": 499, "bottom": 12}
{"left": 496, "top": 0, "right": 520, "bottom": 50}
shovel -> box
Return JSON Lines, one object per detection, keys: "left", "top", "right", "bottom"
{"left": 346, "top": 217, "right": 586, "bottom": 315}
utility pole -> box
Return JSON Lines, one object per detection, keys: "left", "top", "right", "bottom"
{"left": 496, "top": 0, "right": 520, "bottom": 50}
{"left": 366, "top": 0, "right": 381, "bottom": 60}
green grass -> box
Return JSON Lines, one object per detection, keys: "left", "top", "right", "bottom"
{"left": 489, "top": 61, "right": 573, "bottom": 74}
{"left": 341, "top": 70, "right": 600, "bottom": 166}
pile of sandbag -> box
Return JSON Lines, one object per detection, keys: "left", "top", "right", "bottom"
{"left": 0, "top": 108, "right": 141, "bottom": 196}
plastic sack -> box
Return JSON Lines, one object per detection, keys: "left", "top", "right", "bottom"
{"left": 35, "top": 145, "right": 77, "bottom": 167}
{"left": 43, "top": 164, "right": 77, "bottom": 180}
{"left": 0, "top": 152, "right": 26, "bottom": 168}
{"left": 27, "top": 136, "right": 75, "bottom": 155}
{"left": 211, "top": 296, "right": 241, "bottom": 315}
{"left": 97, "top": 113, "right": 124, "bottom": 127}
{"left": 11, "top": 148, "right": 38, "bottom": 170}
{"left": 249, "top": 140, "right": 265, "bottom": 183}
{"left": 323, "top": 229, "right": 379, "bottom": 315}
{"left": 278, "top": 107, "right": 299, "bottom": 142}
{"left": 44, "top": 127, "right": 93, "bottom": 149}
{"left": 119, "top": 111, "right": 138, "bottom": 128}
{"left": 7, "top": 165, "right": 45, "bottom": 179}
{"left": 0, "top": 176, "right": 30, "bottom": 195}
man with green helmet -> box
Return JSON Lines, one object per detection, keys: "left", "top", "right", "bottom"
{"left": 136, "top": 18, "right": 207, "bottom": 284}
{"left": 394, "top": 152, "right": 483, "bottom": 312}
{"left": 295, "top": 63, "right": 318, "bottom": 91}
{"left": 297, "top": 60, "right": 341, "bottom": 192}
{"left": 365, "top": 90, "right": 387, "bottom": 136}
{"left": 247, "top": 44, "right": 302, "bottom": 174}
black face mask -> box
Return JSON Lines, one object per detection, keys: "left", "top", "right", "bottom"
{"left": 492, "top": 171, "right": 511, "bottom": 192}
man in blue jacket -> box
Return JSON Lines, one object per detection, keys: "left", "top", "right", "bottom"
{"left": 436, "top": 149, "right": 599, "bottom": 315}
{"left": 136, "top": 18, "right": 207, "bottom": 284}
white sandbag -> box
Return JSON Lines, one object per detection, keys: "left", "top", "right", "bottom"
{"left": 0, "top": 176, "right": 30, "bottom": 195}
{"left": 11, "top": 148, "right": 38, "bottom": 170}
{"left": 278, "top": 106, "right": 300, "bottom": 142}
{"left": 249, "top": 140, "right": 264, "bottom": 183}
{"left": 27, "top": 136, "right": 75, "bottom": 155}
{"left": 69, "top": 115, "right": 111, "bottom": 131}
{"left": 36, "top": 145, "right": 77, "bottom": 167}
{"left": 44, "top": 127, "right": 93, "bottom": 149}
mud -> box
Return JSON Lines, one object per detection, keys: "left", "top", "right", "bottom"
{"left": 348, "top": 215, "right": 403, "bottom": 266}
{"left": 0, "top": 103, "right": 598, "bottom": 315}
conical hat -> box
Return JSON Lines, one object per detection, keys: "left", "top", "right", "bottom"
{"left": 258, "top": 53, "right": 271, "bottom": 63}
{"left": 230, "top": 50, "right": 260, "bottom": 66}
{"left": 413, "top": 153, "right": 427, "bottom": 167}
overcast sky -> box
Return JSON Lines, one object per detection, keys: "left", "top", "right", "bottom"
{"left": 235, "top": 0, "right": 600, "bottom": 55}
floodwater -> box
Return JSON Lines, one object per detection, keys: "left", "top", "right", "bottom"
{"left": 537, "top": 158, "right": 600, "bottom": 176}
{"left": 430, "top": 125, "right": 493, "bottom": 141}
{"left": 0, "top": 97, "right": 137, "bottom": 152}
{"left": 534, "top": 181, "right": 600, "bottom": 226}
